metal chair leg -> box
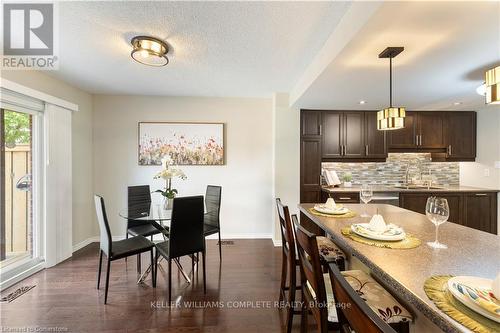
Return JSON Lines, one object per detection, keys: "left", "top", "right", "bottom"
{"left": 218, "top": 232, "right": 222, "bottom": 261}
{"left": 202, "top": 250, "right": 206, "bottom": 294}
{"left": 150, "top": 249, "right": 156, "bottom": 288}
{"left": 104, "top": 259, "right": 111, "bottom": 304}
{"left": 168, "top": 259, "right": 172, "bottom": 304}
{"left": 97, "top": 250, "right": 103, "bottom": 289}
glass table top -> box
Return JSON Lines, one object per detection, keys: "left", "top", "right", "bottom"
{"left": 118, "top": 203, "right": 172, "bottom": 221}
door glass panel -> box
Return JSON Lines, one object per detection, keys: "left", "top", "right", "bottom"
{"left": 1, "top": 109, "right": 34, "bottom": 269}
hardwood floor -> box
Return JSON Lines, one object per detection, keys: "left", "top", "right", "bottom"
{"left": 1, "top": 239, "right": 308, "bottom": 333}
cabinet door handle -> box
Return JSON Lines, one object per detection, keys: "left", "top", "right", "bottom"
{"left": 339, "top": 197, "right": 351, "bottom": 200}
{"left": 365, "top": 145, "right": 369, "bottom": 156}
{"left": 419, "top": 135, "right": 422, "bottom": 146}
{"left": 448, "top": 145, "right": 452, "bottom": 156}
{"left": 318, "top": 124, "right": 322, "bottom": 135}
{"left": 416, "top": 135, "right": 419, "bottom": 146}
{"left": 475, "top": 193, "right": 488, "bottom": 196}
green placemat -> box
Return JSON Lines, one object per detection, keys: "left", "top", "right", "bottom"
{"left": 341, "top": 227, "right": 421, "bottom": 249}
{"left": 424, "top": 275, "right": 500, "bottom": 333}
{"left": 308, "top": 208, "right": 357, "bottom": 218}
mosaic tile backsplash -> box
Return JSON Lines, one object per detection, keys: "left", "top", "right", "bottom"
{"left": 322, "top": 153, "right": 459, "bottom": 186}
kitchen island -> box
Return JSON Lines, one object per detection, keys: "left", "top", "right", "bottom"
{"left": 321, "top": 186, "right": 498, "bottom": 234}
{"left": 299, "top": 203, "right": 500, "bottom": 333}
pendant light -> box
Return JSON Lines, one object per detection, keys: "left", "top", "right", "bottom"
{"left": 485, "top": 65, "right": 500, "bottom": 104}
{"left": 377, "top": 47, "right": 406, "bottom": 130}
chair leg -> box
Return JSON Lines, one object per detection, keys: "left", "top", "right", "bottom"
{"left": 286, "top": 258, "right": 296, "bottom": 333}
{"left": 279, "top": 250, "right": 287, "bottom": 302}
{"left": 150, "top": 249, "right": 156, "bottom": 288}
{"left": 97, "top": 250, "right": 103, "bottom": 289}
{"left": 168, "top": 259, "right": 172, "bottom": 304}
{"left": 154, "top": 252, "right": 159, "bottom": 287}
{"left": 104, "top": 258, "right": 111, "bottom": 304}
{"left": 137, "top": 253, "right": 141, "bottom": 275}
{"left": 125, "top": 233, "right": 128, "bottom": 262}
{"left": 218, "top": 232, "right": 222, "bottom": 262}
{"left": 202, "top": 250, "right": 206, "bottom": 294}
{"left": 300, "top": 291, "right": 308, "bottom": 333}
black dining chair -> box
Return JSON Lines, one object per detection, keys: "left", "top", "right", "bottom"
{"left": 94, "top": 195, "right": 155, "bottom": 304}
{"left": 154, "top": 195, "right": 206, "bottom": 303}
{"left": 126, "top": 185, "right": 163, "bottom": 273}
{"left": 127, "top": 185, "right": 162, "bottom": 239}
{"left": 203, "top": 185, "right": 222, "bottom": 261}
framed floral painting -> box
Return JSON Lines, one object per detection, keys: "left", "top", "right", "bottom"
{"left": 138, "top": 122, "right": 224, "bottom": 165}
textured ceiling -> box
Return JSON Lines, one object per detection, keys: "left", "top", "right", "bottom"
{"left": 49, "top": 1, "right": 350, "bottom": 97}
{"left": 293, "top": 1, "right": 500, "bottom": 110}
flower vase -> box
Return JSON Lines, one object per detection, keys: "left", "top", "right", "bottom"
{"left": 164, "top": 197, "right": 174, "bottom": 210}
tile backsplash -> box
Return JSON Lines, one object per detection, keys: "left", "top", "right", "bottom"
{"left": 322, "top": 153, "right": 459, "bottom": 186}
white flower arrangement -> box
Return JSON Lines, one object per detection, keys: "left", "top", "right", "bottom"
{"left": 153, "top": 156, "right": 187, "bottom": 199}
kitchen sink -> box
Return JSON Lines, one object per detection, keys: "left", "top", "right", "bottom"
{"left": 392, "top": 185, "right": 445, "bottom": 190}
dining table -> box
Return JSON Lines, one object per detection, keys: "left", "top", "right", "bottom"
{"left": 299, "top": 203, "right": 500, "bottom": 333}
{"left": 118, "top": 203, "right": 195, "bottom": 284}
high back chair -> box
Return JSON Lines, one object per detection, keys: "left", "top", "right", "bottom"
{"left": 94, "top": 195, "right": 155, "bottom": 304}
{"left": 203, "top": 185, "right": 222, "bottom": 260}
{"left": 154, "top": 196, "right": 206, "bottom": 303}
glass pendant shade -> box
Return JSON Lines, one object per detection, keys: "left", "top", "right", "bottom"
{"left": 485, "top": 66, "right": 500, "bottom": 104}
{"left": 377, "top": 107, "right": 405, "bottom": 130}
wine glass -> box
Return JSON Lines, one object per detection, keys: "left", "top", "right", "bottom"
{"left": 426, "top": 197, "right": 449, "bottom": 249}
{"left": 360, "top": 184, "right": 373, "bottom": 217}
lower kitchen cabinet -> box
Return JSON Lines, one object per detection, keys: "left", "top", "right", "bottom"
{"left": 463, "top": 192, "right": 498, "bottom": 234}
{"left": 400, "top": 192, "right": 497, "bottom": 234}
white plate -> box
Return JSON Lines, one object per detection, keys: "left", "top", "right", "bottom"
{"left": 350, "top": 223, "right": 406, "bottom": 241}
{"left": 448, "top": 276, "right": 500, "bottom": 323}
{"left": 313, "top": 204, "right": 348, "bottom": 215}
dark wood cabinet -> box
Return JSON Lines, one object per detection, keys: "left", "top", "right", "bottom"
{"left": 322, "top": 112, "right": 342, "bottom": 158}
{"left": 301, "top": 111, "right": 322, "bottom": 137}
{"left": 418, "top": 112, "right": 445, "bottom": 148}
{"left": 388, "top": 112, "right": 417, "bottom": 149}
{"left": 343, "top": 112, "right": 365, "bottom": 158}
{"left": 400, "top": 192, "right": 497, "bottom": 234}
{"left": 388, "top": 111, "right": 445, "bottom": 149}
{"left": 300, "top": 111, "right": 323, "bottom": 203}
{"left": 364, "top": 112, "right": 387, "bottom": 158}
{"left": 444, "top": 112, "right": 476, "bottom": 161}
{"left": 463, "top": 193, "right": 497, "bottom": 234}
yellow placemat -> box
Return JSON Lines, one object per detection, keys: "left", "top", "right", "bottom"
{"left": 341, "top": 227, "right": 421, "bottom": 249}
{"left": 424, "top": 275, "right": 500, "bottom": 333}
{"left": 308, "top": 208, "right": 357, "bottom": 218}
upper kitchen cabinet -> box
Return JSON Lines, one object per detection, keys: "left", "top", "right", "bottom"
{"left": 322, "top": 111, "right": 343, "bottom": 158}
{"left": 301, "top": 110, "right": 322, "bottom": 137}
{"left": 418, "top": 112, "right": 445, "bottom": 148}
{"left": 388, "top": 111, "right": 417, "bottom": 149}
{"left": 364, "top": 111, "right": 387, "bottom": 159}
{"left": 444, "top": 112, "right": 476, "bottom": 161}
{"left": 388, "top": 111, "right": 445, "bottom": 150}
{"left": 322, "top": 111, "right": 372, "bottom": 160}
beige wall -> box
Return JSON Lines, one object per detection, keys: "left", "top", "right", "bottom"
{"left": 92, "top": 95, "right": 274, "bottom": 238}
{"left": 272, "top": 93, "right": 300, "bottom": 243}
{"left": 460, "top": 106, "right": 500, "bottom": 233}
{"left": 2, "top": 71, "right": 95, "bottom": 246}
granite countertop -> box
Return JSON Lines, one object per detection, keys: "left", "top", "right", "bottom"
{"left": 299, "top": 203, "right": 500, "bottom": 333}
{"left": 322, "top": 185, "right": 499, "bottom": 193}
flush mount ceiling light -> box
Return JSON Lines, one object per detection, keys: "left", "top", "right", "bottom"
{"left": 485, "top": 65, "right": 500, "bottom": 104}
{"left": 131, "top": 36, "right": 169, "bottom": 67}
{"left": 377, "top": 47, "right": 406, "bottom": 131}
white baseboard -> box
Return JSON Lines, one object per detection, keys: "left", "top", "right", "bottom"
{"left": 73, "top": 233, "right": 273, "bottom": 252}
{"left": 272, "top": 238, "right": 282, "bottom": 247}
{"left": 72, "top": 236, "right": 99, "bottom": 252}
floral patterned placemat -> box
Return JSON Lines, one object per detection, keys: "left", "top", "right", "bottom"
{"left": 308, "top": 208, "right": 357, "bottom": 219}
{"left": 424, "top": 275, "right": 500, "bottom": 333}
{"left": 340, "top": 227, "right": 421, "bottom": 249}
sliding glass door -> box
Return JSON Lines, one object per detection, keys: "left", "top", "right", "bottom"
{"left": 1, "top": 108, "right": 42, "bottom": 277}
